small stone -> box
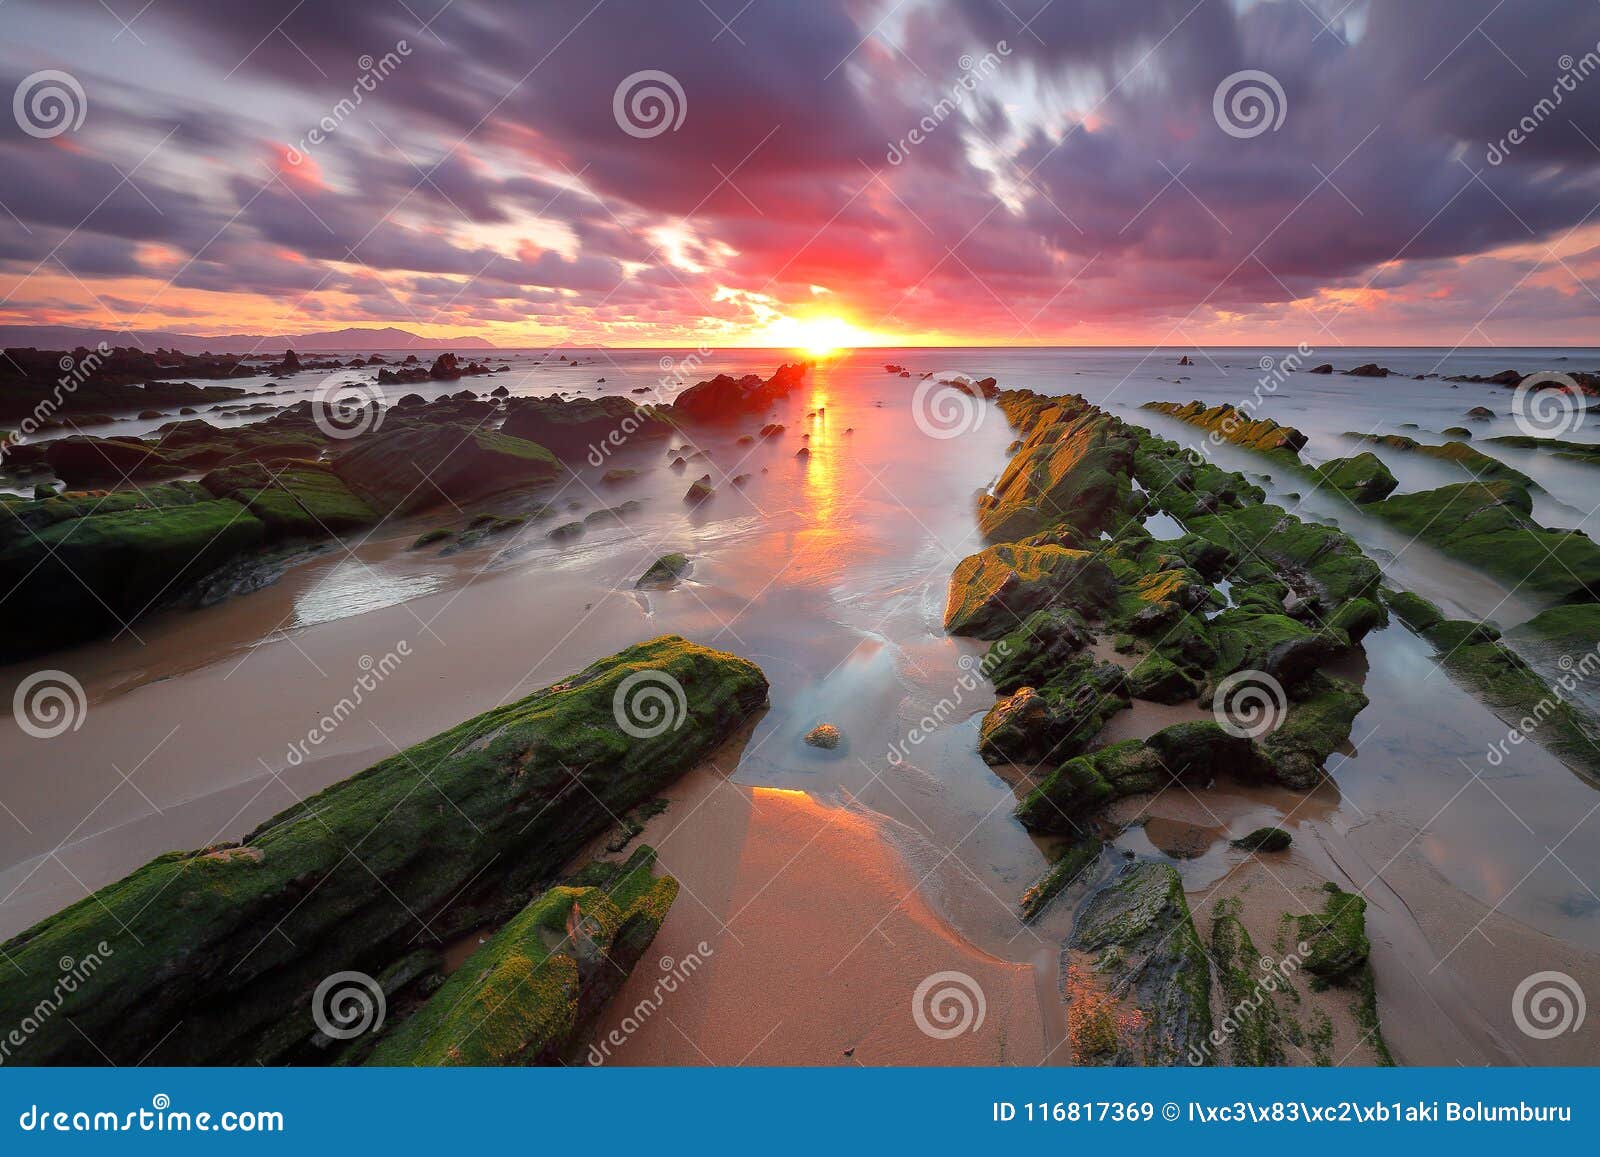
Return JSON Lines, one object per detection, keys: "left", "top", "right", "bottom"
{"left": 803, "top": 723, "right": 841, "bottom": 749}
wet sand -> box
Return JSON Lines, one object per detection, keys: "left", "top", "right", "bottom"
{"left": 589, "top": 764, "right": 1047, "bottom": 1066}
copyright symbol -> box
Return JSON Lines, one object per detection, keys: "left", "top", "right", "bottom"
{"left": 1162, "top": 1103, "right": 1180, "bottom": 1121}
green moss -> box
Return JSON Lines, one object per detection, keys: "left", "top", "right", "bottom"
{"left": 1341, "top": 433, "right": 1536, "bottom": 489}
{"left": 1142, "top": 400, "right": 1307, "bottom": 459}
{"left": 1210, "top": 909, "right": 1286, "bottom": 1065}
{"left": 1127, "top": 652, "right": 1200, "bottom": 703}
{"left": 201, "top": 462, "right": 377, "bottom": 538}
{"left": 978, "top": 393, "right": 1138, "bottom": 540}
{"left": 1259, "top": 673, "right": 1369, "bottom": 790}
{"left": 1231, "top": 826, "right": 1292, "bottom": 852}
{"left": 411, "top": 528, "right": 454, "bottom": 549}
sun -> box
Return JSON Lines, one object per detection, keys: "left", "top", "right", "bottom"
{"left": 763, "top": 314, "right": 869, "bottom": 356}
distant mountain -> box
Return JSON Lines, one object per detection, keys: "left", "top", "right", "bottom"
{"left": 0, "top": 324, "right": 496, "bottom": 354}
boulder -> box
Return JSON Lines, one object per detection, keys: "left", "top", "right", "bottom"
{"left": 944, "top": 543, "right": 1117, "bottom": 639}
{"left": 671, "top": 363, "right": 808, "bottom": 422}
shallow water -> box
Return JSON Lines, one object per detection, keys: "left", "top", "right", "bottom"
{"left": 3, "top": 345, "right": 1599, "bottom": 1064}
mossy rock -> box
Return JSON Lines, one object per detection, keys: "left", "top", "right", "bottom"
{"left": 1343, "top": 433, "right": 1537, "bottom": 490}
{"left": 333, "top": 424, "right": 560, "bottom": 515}
{"left": 944, "top": 542, "right": 1116, "bottom": 639}
{"left": 985, "top": 608, "right": 1092, "bottom": 693}
{"left": 978, "top": 393, "right": 1137, "bottom": 540}
{"left": 1367, "top": 481, "right": 1600, "bottom": 600}
{"left": 1231, "top": 826, "right": 1291, "bottom": 852}
{"left": 0, "top": 487, "right": 267, "bottom": 658}
{"left": 0, "top": 635, "right": 768, "bottom": 1065}
{"left": 1019, "top": 838, "right": 1104, "bottom": 922}
{"left": 1067, "top": 862, "right": 1213, "bottom": 1065}
{"left": 1295, "top": 884, "right": 1371, "bottom": 982}
{"left": 1127, "top": 652, "right": 1200, "bottom": 703}
{"left": 636, "top": 552, "right": 691, "bottom": 588}
{"left": 1142, "top": 400, "right": 1306, "bottom": 461}
{"left": 1311, "top": 452, "right": 1398, "bottom": 504}
{"left": 1258, "top": 673, "right": 1369, "bottom": 790}
{"left": 365, "top": 847, "right": 677, "bottom": 1066}
{"left": 200, "top": 462, "right": 377, "bottom": 538}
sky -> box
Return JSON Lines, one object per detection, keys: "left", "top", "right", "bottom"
{"left": 1, "top": 0, "right": 1598, "bottom": 349}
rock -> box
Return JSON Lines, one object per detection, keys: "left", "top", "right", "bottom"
{"left": 683, "top": 478, "right": 714, "bottom": 504}
{"left": 671, "top": 363, "right": 807, "bottom": 422}
{"left": 943, "top": 542, "right": 1117, "bottom": 639}
{"left": 1341, "top": 432, "right": 1535, "bottom": 489}
{"left": 1066, "top": 863, "right": 1212, "bottom": 1065}
{"left": 332, "top": 425, "right": 560, "bottom": 515}
{"left": 44, "top": 435, "right": 185, "bottom": 484}
{"left": 367, "top": 847, "right": 677, "bottom": 1065}
{"left": 546, "top": 520, "right": 584, "bottom": 541}
{"left": 1308, "top": 363, "right": 1333, "bottom": 374}
{"left": 501, "top": 395, "right": 670, "bottom": 459}
{"left": 0, "top": 636, "right": 768, "bottom": 1065}
{"left": 1343, "top": 363, "right": 1390, "bottom": 378}
{"left": 1177, "top": 355, "right": 1193, "bottom": 366}
{"left": 1296, "top": 883, "right": 1371, "bottom": 981}
{"left": 1367, "top": 480, "right": 1600, "bottom": 600}
{"left": 0, "top": 483, "right": 267, "bottom": 658}
{"left": 601, "top": 468, "right": 639, "bottom": 485}
{"left": 1141, "top": 400, "right": 1306, "bottom": 461}
{"left": 1019, "top": 837, "right": 1102, "bottom": 922}
{"left": 1311, "top": 452, "right": 1398, "bottom": 503}
{"left": 1442, "top": 426, "right": 1471, "bottom": 437}
{"left": 1231, "top": 826, "right": 1291, "bottom": 852}
{"left": 1127, "top": 652, "right": 1200, "bottom": 703}
{"left": 803, "top": 723, "right": 842, "bottom": 749}
{"left": 636, "top": 552, "right": 690, "bottom": 587}
{"left": 979, "top": 393, "right": 1137, "bottom": 540}
{"left": 200, "top": 462, "right": 377, "bottom": 538}
{"left": 410, "top": 527, "right": 453, "bottom": 549}
{"left": 1466, "top": 406, "right": 1495, "bottom": 419}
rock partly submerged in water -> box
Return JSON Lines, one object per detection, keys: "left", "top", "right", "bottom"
{"left": 671, "top": 362, "right": 808, "bottom": 422}
{"left": 0, "top": 635, "right": 769, "bottom": 1065}
{"left": 943, "top": 542, "right": 1116, "bottom": 639}
{"left": 1231, "top": 826, "right": 1292, "bottom": 852}
{"left": 636, "top": 552, "right": 691, "bottom": 588}
{"left": 333, "top": 424, "right": 561, "bottom": 516}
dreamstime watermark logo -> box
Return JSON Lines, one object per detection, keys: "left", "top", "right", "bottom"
{"left": 1212, "top": 669, "right": 1287, "bottom": 739}
{"left": 13, "top": 70, "right": 87, "bottom": 139}
{"left": 612, "top": 669, "right": 688, "bottom": 738}
{"left": 888, "top": 643, "right": 1011, "bottom": 765}
{"left": 886, "top": 42, "right": 1011, "bottom": 164}
{"left": 287, "top": 43, "right": 411, "bottom": 164}
{"left": 1487, "top": 45, "right": 1600, "bottom": 165}
{"left": 0, "top": 343, "right": 110, "bottom": 467}
{"left": 613, "top": 70, "right": 686, "bottom": 139}
{"left": 586, "top": 942, "right": 715, "bottom": 1065}
{"left": 12, "top": 670, "right": 87, "bottom": 740}
{"left": 1511, "top": 970, "right": 1586, "bottom": 1040}
{"left": 912, "top": 970, "right": 986, "bottom": 1039}
{"left": 284, "top": 642, "right": 410, "bottom": 767}
{"left": 312, "top": 375, "right": 387, "bottom": 440}
{"left": 912, "top": 377, "right": 987, "bottom": 440}
{"left": 312, "top": 971, "right": 386, "bottom": 1041}
{"left": 1511, "top": 371, "right": 1587, "bottom": 438}
{"left": 1486, "top": 640, "right": 1600, "bottom": 767}
{"left": 0, "top": 941, "right": 114, "bottom": 1065}
{"left": 1187, "top": 941, "right": 1309, "bottom": 1065}
{"left": 1213, "top": 70, "right": 1286, "bottom": 139}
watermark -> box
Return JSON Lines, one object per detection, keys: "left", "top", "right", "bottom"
{"left": 1488, "top": 46, "right": 1600, "bottom": 165}
{"left": 17, "top": 1095, "right": 283, "bottom": 1133}
{"left": 888, "top": 643, "right": 1011, "bottom": 765}
{"left": 613, "top": 70, "right": 686, "bottom": 139}
{"left": 584, "top": 346, "right": 712, "bottom": 467}
{"left": 912, "top": 970, "right": 986, "bottom": 1039}
{"left": 612, "top": 669, "right": 688, "bottom": 739}
{"left": 284, "top": 643, "right": 410, "bottom": 766}
{"left": 12, "top": 670, "right": 87, "bottom": 740}
{"left": 0, "top": 942, "right": 114, "bottom": 1065}
{"left": 13, "top": 70, "right": 86, "bottom": 139}
{"left": 1213, "top": 69, "right": 1287, "bottom": 139}
{"left": 1512, "top": 970, "right": 1586, "bottom": 1040}
{"left": 286, "top": 43, "right": 411, "bottom": 164}
{"left": 1510, "top": 371, "right": 1587, "bottom": 439}
{"left": 1212, "top": 669, "right": 1287, "bottom": 739}
{"left": 311, "top": 970, "right": 385, "bottom": 1041}
{"left": 586, "top": 942, "right": 715, "bottom": 1064}
{"left": 1186, "top": 941, "right": 1309, "bottom": 1064}
{"left": 1485, "top": 639, "right": 1600, "bottom": 766}
{"left": 911, "top": 377, "right": 988, "bottom": 440}
{"left": 885, "top": 43, "right": 1011, "bottom": 165}
{"left": 0, "top": 343, "right": 111, "bottom": 467}
{"left": 311, "top": 375, "right": 387, "bottom": 441}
